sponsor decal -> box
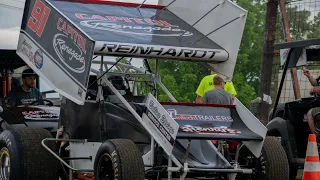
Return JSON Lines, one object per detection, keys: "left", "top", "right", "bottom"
{"left": 180, "top": 125, "right": 241, "bottom": 135}
{"left": 21, "top": 40, "right": 34, "bottom": 62}
{"left": 34, "top": 49, "right": 44, "bottom": 69}
{"left": 111, "top": 151, "right": 119, "bottom": 179}
{"left": 98, "top": 43, "right": 217, "bottom": 60}
{"left": 145, "top": 108, "right": 174, "bottom": 146}
{"left": 148, "top": 100, "right": 175, "bottom": 135}
{"left": 27, "top": 0, "right": 51, "bottom": 37}
{"left": 54, "top": 18, "right": 87, "bottom": 73}
{"left": 142, "top": 94, "right": 179, "bottom": 155}
{"left": 75, "top": 13, "right": 193, "bottom": 37}
{"left": 21, "top": 98, "right": 37, "bottom": 105}
{"left": 166, "top": 109, "right": 233, "bottom": 122}
{"left": 22, "top": 110, "right": 59, "bottom": 120}
{"left": 20, "top": 39, "right": 44, "bottom": 69}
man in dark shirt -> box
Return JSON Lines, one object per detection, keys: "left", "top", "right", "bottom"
{"left": 7, "top": 69, "right": 43, "bottom": 107}
{"left": 202, "top": 75, "right": 233, "bottom": 105}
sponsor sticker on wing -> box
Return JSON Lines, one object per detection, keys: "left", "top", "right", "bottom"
{"left": 141, "top": 94, "right": 179, "bottom": 155}
{"left": 76, "top": 14, "right": 193, "bottom": 37}
{"left": 180, "top": 125, "right": 241, "bottom": 135}
{"left": 22, "top": 110, "right": 59, "bottom": 120}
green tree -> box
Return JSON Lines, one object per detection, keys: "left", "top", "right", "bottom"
{"left": 234, "top": 0, "right": 266, "bottom": 98}
{"left": 147, "top": 60, "right": 210, "bottom": 102}
{"left": 307, "top": 12, "right": 320, "bottom": 39}
{"left": 287, "top": 7, "right": 312, "bottom": 40}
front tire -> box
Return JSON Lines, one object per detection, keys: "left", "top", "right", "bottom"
{"left": 94, "top": 139, "right": 145, "bottom": 180}
{"left": 0, "top": 127, "right": 59, "bottom": 180}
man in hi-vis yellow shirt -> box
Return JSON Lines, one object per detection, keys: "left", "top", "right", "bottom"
{"left": 195, "top": 71, "right": 237, "bottom": 103}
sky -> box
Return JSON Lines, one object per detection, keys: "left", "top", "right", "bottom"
{"left": 0, "top": 0, "right": 159, "bottom": 49}
{"left": 0, "top": 0, "right": 158, "bottom": 97}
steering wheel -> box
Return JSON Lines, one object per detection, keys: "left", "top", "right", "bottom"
{"left": 30, "top": 99, "right": 54, "bottom": 106}
{"left": 86, "top": 89, "right": 97, "bottom": 100}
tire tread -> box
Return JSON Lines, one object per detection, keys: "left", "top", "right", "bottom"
{"left": 11, "top": 127, "right": 58, "bottom": 180}
{"left": 262, "top": 136, "right": 290, "bottom": 180}
{"left": 110, "top": 139, "right": 145, "bottom": 179}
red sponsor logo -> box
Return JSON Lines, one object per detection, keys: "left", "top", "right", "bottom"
{"left": 57, "top": 18, "right": 87, "bottom": 54}
{"left": 22, "top": 110, "right": 50, "bottom": 116}
{"left": 75, "top": 13, "right": 175, "bottom": 27}
{"left": 167, "top": 109, "right": 233, "bottom": 122}
{"left": 75, "top": 13, "right": 193, "bottom": 37}
{"left": 180, "top": 125, "right": 241, "bottom": 135}
{"left": 27, "top": 0, "right": 51, "bottom": 37}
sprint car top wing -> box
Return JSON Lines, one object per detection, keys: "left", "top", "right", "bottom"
{"left": 16, "top": 0, "right": 247, "bottom": 105}
{"left": 48, "top": 0, "right": 230, "bottom": 62}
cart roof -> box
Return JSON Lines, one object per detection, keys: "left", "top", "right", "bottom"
{"left": 16, "top": 0, "right": 247, "bottom": 105}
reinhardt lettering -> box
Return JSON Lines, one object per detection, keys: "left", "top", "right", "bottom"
{"left": 99, "top": 43, "right": 217, "bottom": 60}
{"left": 181, "top": 125, "right": 241, "bottom": 134}
{"left": 149, "top": 100, "right": 175, "bottom": 135}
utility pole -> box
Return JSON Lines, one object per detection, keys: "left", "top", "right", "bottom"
{"left": 279, "top": 0, "right": 301, "bottom": 99}
{"left": 258, "top": 0, "right": 279, "bottom": 123}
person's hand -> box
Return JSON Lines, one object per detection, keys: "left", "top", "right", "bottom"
{"left": 304, "top": 68, "right": 311, "bottom": 77}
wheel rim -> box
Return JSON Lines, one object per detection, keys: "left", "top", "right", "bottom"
{"left": 96, "top": 153, "right": 114, "bottom": 180}
{"left": 0, "top": 147, "right": 10, "bottom": 180}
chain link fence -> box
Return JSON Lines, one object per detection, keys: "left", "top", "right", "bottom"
{"left": 250, "top": 0, "right": 320, "bottom": 120}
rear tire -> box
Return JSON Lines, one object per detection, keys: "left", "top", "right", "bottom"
{"left": 260, "top": 136, "right": 290, "bottom": 180}
{"left": 237, "top": 136, "right": 289, "bottom": 180}
{"left": 94, "top": 139, "right": 145, "bottom": 180}
{"left": 0, "top": 127, "right": 59, "bottom": 180}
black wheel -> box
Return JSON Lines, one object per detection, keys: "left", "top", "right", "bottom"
{"left": 94, "top": 139, "right": 145, "bottom": 180}
{"left": 237, "top": 136, "right": 289, "bottom": 180}
{"left": 280, "top": 137, "right": 299, "bottom": 180}
{"left": 0, "top": 127, "right": 59, "bottom": 180}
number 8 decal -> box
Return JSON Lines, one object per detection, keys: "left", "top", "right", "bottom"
{"left": 27, "top": 0, "right": 51, "bottom": 37}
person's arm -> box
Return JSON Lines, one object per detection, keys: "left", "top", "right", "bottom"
{"left": 195, "top": 78, "right": 206, "bottom": 103}
{"left": 310, "top": 86, "right": 320, "bottom": 95}
{"left": 202, "top": 93, "right": 208, "bottom": 104}
{"left": 225, "top": 82, "right": 237, "bottom": 103}
{"left": 308, "top": 76, "right": 318, "bottom": 86}
{"left": 230, "top": 95, "right": 233, "bottom": 105}
{"left": 231, "top": 95, "right": 235, "bottom": 104}
{"left": 304, "top": 69, "right": 318, "bottom": 86}
{"left": 196, "top": 96, "right": 202, "bottom": 103}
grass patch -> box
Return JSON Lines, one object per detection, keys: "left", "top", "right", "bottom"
{"left": 296, "top": 169, "right": 303, "bottom": 180}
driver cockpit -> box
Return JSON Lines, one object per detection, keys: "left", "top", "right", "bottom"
{"left": 106, "top": 75, "right": 132, "bottom": 96}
